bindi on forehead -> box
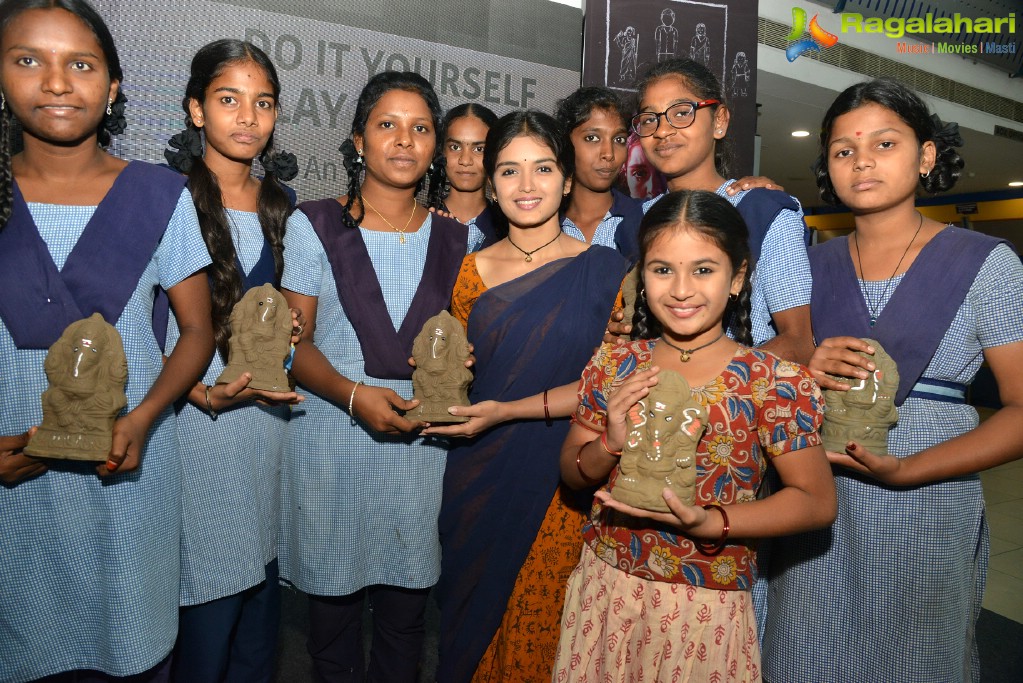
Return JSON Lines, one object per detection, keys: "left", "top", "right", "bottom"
{"left": 856, "top": 131, "right": 862, "bottom": 136}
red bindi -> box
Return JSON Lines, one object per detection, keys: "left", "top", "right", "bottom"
{"left": 855, "top": 131, "right": 862, "bottom": 136}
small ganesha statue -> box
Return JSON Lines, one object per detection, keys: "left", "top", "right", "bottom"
{"left": 216, "top": 283, "right": 293, "bottom": 392}
{"left": 821, "top": 338, "right": 899, "bottom": 455}
{"left": 26, "top": 313, "right": 128, "bottom": 461}
{"left": 614, "top": 370, "right": 707, "bottom": 512}
{"left": 411, "top": 311, "right": 473, "bottom": 423}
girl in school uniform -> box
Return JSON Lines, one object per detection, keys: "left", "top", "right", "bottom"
{"left": 632, "top": 58, "right": 814, "bottom": 365}
{"left": 279, "top": 70, "right": 478, "bottom": 683}
{"left": 0, "top": 0, "right": 213, "bottom": 680}
{"left": 762, "top": 78, "right": 1023, "bottom": 683}
{"left": 555, "top": 86, "right": 644, "bottom": 264}
{"left": 430, "top": 102, "right": 499, "bottom": 248}
{"left": 163, "top": 38, "right": 303, "bottom": 683}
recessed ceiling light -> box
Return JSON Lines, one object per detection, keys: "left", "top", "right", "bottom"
{"left": 1010, "top": 181, "right": 1023, "bottom": 187}
{"left": 791, "top": 130, "right": 811, "bottom": 137}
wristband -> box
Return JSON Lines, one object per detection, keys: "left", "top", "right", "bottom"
{"left": 543, "top": 390, "right": 552, "bottom": 426}
{"left": 696, "top": 503, "right": 729, "bottom": 555}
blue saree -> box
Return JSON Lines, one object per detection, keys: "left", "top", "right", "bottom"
{"left": 436, "top": 245, "right": 627, "bottom": 682}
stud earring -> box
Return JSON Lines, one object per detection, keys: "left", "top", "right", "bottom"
{"left": 356, "top": 148, "right": 364, "bottom": 164}
{"left": 715, "top": 128, "right": 723, "bottom": 134}
{"left": 106, "top": 99, "right": 113, "bottom": 116}
{"left": 1, "top": 92, "right": 5, "bottom": 112}
{"left": 429, "top": 162, "right": 435, "bottom": 172}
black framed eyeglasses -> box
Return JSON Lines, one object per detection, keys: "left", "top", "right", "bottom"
{"left": 630, "top": 99, "right": 720, "bottom": 137}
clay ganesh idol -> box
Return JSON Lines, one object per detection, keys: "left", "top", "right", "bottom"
{"left": 25, "top": 313, "right": 128, "bottom": 461}
{"left": 821, "top": 338, "right": 899, "bottom": 455}
{"left": 216, "top": 283, "right": 293, "bottom": 392}
{"left": 411, "top": 311, "right": 472, "bottom": 423}
{"left": 614, "top": 370, "right": 707, "bottom": 511}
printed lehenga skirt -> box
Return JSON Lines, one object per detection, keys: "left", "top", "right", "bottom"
{"left": 552, "top": 543, "right": 760, "bottom": 683}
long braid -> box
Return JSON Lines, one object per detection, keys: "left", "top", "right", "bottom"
{"left": 631, "top": 285, "right": 662, "bottom": 340}
{"left": 0, "top": 108, "right": 13, "bottom": 232}
{"left": 426, "top": 156, "right": 448, "bottom": 212}
{"left": 256, "top": 172, "right": 289, "bottom": 281}
{"left": 189, "top": 154, "right": 243, "bottom": 359}
{"left": 338, "top": 140, "right": 363, "bottom": 230}
{"left": 728, "top": 281, "right": 753, "bottom": 347}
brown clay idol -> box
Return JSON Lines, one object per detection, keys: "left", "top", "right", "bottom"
{"left": 216, "top": 283, "right": 293, "bottom": 392}
{"left": 614, "top": 370, "right": 707, "bottom": 512}
{"left": 25, "top": 313, "right": 128, "bottom": 461}
{"left": 821, "top": 337, "right": 899, "bottom": 455}
{"left": 411, "top": 311, "right": 472, "bottom": 423}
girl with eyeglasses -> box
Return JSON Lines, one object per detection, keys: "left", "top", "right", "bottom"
{"left": 633, "top": 58, "right": 815, "bottom": 367}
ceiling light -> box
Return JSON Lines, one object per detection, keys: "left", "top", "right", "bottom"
{"left": 791, "top": 130, "right": 811, "bottom": 137}
{"left": 1010, "top": 181, "right": 1023, "bottom": 187}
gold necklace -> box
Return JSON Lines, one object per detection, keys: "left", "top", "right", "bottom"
{"left": 507, "top": 231, "right": 561, "bottom": 262}
{"left": 659, "top": 330, "right": 726, "bottom": 362}
{"left": 361, "top": 195, "right": 417, "bottom": 244}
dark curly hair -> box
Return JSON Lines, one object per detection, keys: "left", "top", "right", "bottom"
{"left": 813, "top": 78, "right": 965, "bottom": 205}
{"left": 338, "top": 70, "right": 443, "bottom": 230}
{"left": 482, "top": 110, "right": 573, "bottom": 239}
{"left": 428, "top": 102, "right": 498, "bottom": 211}
{"left": 554, "top": 86, "right": 630, "bottom": 135}
{"left": 635, "top": 58, "right": 732, "bottom": 177}
{"left": 169, "top": 39, "right": 293, "bottom": 358}
{"left": 632, "top": 190, "right": 752, "bottom": 346}
{"left": 0, "top": 0, "right": 126, "bottom": 232}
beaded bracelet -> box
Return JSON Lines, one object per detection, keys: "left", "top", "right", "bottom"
{"left": 348, "top": 380, "right": 364, "bottom": 425}
{"left": 204, "top": 385, "right": 218, "bottom": 421}
{"left": 696, "top": 503, "right": 730, "bottom": 555}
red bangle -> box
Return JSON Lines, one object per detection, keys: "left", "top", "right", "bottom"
{"left": 576, "top": 450, "right": 602, "bottom": 485}
{"left": 600, "top": 431, "right": 622, "bottom": 457}
{"left": 543, "top": 390, "right": 552, "bottom": 426}
{"left": 696, "top": 503, "right": 730, "bottom": 555}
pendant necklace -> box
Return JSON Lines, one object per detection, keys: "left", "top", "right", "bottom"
{"left": 853, "top": 211, "right": 923, "bottom": 327}
{"left": 659, "top": 330, "right": 726, "bottom": 363}
{"left": 507, "top": 231, "right": 560, "bottom": 262}
{"left": 361, "top": 195, "right": 417, "bottom": 244}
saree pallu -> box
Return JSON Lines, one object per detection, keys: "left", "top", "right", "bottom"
{"left": 437, "top": 246, "right": 627, "bottom": 683}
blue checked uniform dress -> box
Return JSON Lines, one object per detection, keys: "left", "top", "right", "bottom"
{"left": 0, "top": 192, "right": 209, "bottom": 683}
{"left": 762, "top": 244, "right": 1023, "bottom": 682}
{"left": 560, "top": 208, "right": 624, "bottom": 247}
{"left": 643, "top": 180, "right": 812, "bottom": 346}
{"left": 168, "top": 209, "right": 296, "bottom": 607}
{"left": 279, "top": 212, "right": 473, "bottom": 596}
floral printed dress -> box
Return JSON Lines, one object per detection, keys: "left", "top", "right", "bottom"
{"left": 552, "top": 340, "right": 823, "bottom": 683}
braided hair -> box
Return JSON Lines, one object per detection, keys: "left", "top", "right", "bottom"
{"left": 0, "top": 0, "right": 127, "bottom": 232}
{"left": 813, "top": 78, "right": 965, "bottom": 205}
{"left": 163, "top": 39, "right": 295, "bottom": 358}
{"left": 632, "top": 190, "right": 753, "bottom": 346}
{"left": 338, "top": 71, "right": 443, "bottom": 230}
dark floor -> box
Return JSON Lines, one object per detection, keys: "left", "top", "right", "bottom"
{"left": 272, "top": 587, "right": 1023, "bottom": 683}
